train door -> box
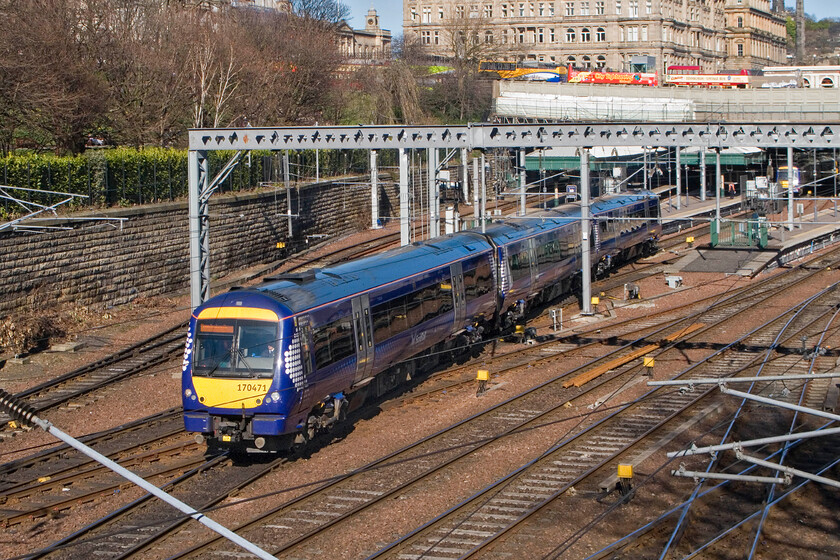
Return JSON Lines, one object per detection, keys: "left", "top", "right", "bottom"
{"left": 450, "top": 262, "right": 466, "bottom": 327}
{"left": 351, "top": 295, "right": 375, "bottom": 385}
{"left": 527, "top": 237, "right": 539, "bottom": 287}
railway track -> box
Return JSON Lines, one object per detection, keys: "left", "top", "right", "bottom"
{"left": 581, "top": 289, "right": 840, "bottom": 560}
{"left": 114, "top": 251, "right": 840, "bottom": 560}
{"left": 0, "top": 325, "right": 187, "bottom": 435}
{"left": 369, "top": 269, "right": 840, "bottom": 560}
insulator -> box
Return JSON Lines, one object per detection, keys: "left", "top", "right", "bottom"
{"left": 0, "top": 389, "right": 38, "bottom": 428}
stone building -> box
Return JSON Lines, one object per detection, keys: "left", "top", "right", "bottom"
{"left": 337, "top": 7, "right": 392, "bottom": 60}
{"left": 404, "top": 0, "right": 788, "bottom": 73}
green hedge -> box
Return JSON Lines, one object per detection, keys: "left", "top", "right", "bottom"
{"left": 0, "top": 147, "right": 389, "bottom": 218}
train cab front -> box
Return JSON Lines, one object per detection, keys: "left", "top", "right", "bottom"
{"left": 182, "top": 292, "right": 300, "bottom": 453}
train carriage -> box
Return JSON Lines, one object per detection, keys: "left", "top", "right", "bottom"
{"left": 182, "top": 191, "right": 661, "bottom": 452}
{"left": 183, "top": 233, "right": 497, "bottom": 450}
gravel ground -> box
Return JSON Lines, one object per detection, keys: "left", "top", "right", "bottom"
{"left": 2, "top": 228, "right": 839, "bottom": 559}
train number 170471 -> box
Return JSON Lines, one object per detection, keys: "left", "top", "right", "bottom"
{"left": 237, "top": 383, "right": 268, "bottom": 392}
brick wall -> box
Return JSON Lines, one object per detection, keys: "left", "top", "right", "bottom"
{"left": 0, "top": 177, "right": 401, "bottom": 317}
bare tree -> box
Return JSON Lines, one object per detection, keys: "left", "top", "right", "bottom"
{"left": 290, "top": 0, "right": 349, "bottom": 25}
{"left": 0, "top": 0, "right": 107, "bottom": 153}
{"left": 423, "top": 16, "right": 509, "bottom": 122}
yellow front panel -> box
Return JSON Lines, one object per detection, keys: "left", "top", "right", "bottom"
{"left": 196, "top": 307, "right": 279, "bottom": 322}
{"left": 192, "top": 377, "right": 271, "bottom": 409}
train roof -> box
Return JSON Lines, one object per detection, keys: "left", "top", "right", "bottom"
{"left": 195, "top": 191, "right": 657, "bottom": 318}
{"left": 482, "top": 191, "right": 656, "bottom": 244}
{"left": 244, "top": 231, "right": 495, "bottom": 313}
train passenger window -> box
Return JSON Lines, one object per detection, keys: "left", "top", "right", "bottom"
{"left": 509, "top": 249, "right": 531, "bottom": 281}
{"left": 389, "top": 295, "right": 408, "bottom": 335}
{"left": 475, "top": 260, "right": 493, "bottom": 296}
{"left": 405, "top": 290, "right": 424, "bottom": 323}
{"left": 313, "top": 326, "right": 332, "bottom": 369}
{"left": 330, "top": 318, "right": 354, "bottom": 363}
{"left": 312, "top": 316, "right": 354, "bottom": 370}
{"left": 463, "top": 268, "right": 478, "bottom": 301}
{"left": 372, "top": 302, "right": 391, "bottom": 342}
{"left": 439, "top": 277, "right": 453, "bottom": 313}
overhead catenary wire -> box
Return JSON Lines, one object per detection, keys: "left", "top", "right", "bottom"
{"left": 0, "top": 389, "right": 278, "bottom": 560}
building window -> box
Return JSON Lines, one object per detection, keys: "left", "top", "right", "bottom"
{"left": 567, "top": 55, "right": 576, "bottom": 66}
{"left": 520, "top": 2, "right": 525, "bottom": 15}
{"left": 502, "top": 29, "right": 509, "bottom": 42}
{"left": 565, "top": 2, "right": 574, "bottom": 15}
{"left": 422, "top": 6, "right": 431, "bottom": 22}
{"left": 627, "top": 26, "right": 638, "bottom": 41}
{"left": 629, "top": 0, "right": 638, "bottom": 17}
{"left": 596, "top": 27, "right": 605, "bottom": 41}
{"left": 538, "top": 27, "right": 545, "bottom": 42}
{"left": 737, "top": 16, "right": 743, "bottom": 27}
{"left": 439, "top": 6, "right": 444, "bottom": 18}
{"left": 484, "top": 3, "right": 493, "bottom": 17}
{"left": 519, "top": 28, "right": 525, "bottom": 42}
{"left": 646, "top": 0, "right": 651, "bottom": 14}
{"left": 596, "top": 55, "right": 606, "bottom": 68}
{"left": 595, "top": 0, "right": 604, "bottom": 14}
{"left": 582, "top": 55, "right": 591, "bottom": 67}
{"left": 455, "top": 5, "right": 465, "bottom": 17}
{"left": 581, "top": 27, "right": 591, "bottom": 41}
{"left": 549, "top": 2, "right": 555, "bottom": 16}
{"left": 485, "top": 30, "right": 494, "bottom": 42}
{"left": 566, "top": 27, "right": 576, "bottom": 42}
{"left": 539, "top": 2, "right": 545, "bottom": 15}
{"left": 421, "top": 31, "right": 431, "bottom": 44}
{"left": 615, "top": 0, "right": 621, "bottom": 15}
{"left": 501, "top": 3, "right": 508, "bottom": 16}
{"left": 737, "top": 43, "right": 743, "bottom": 56}
{"left": 411, "top": 6, "right": 418, "bottom": 21}
{"left": 530, "top": 2, "right": 535, "bottom": 15}
{"left": 581, "top": 1, "right": 589, "bottom": 15}
{"left": 821, "top": 77, "right": 835, "bottom": 88}
{"left": 469, "top": 4, "right": 479, "bottom": 17}
{"left": 434, "top": 30, "right": 440, "bottom": 44}
{"left": 641, "top": 25, "right": 647, "bottom": 41}
{"left": 550, "top": 28, "right": 556, "bottom": 42}
{"left": 619, "top": 26, "right": 624, "bottom": 41}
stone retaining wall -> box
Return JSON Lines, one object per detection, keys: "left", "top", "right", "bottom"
{"left": 0, "top": 177, "right": 400, "bottom": 317}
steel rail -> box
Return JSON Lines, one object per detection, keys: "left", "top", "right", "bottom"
{"left": 366, "top": 278, "right": 840, "bottom": 560}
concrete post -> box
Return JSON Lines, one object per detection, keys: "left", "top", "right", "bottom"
{"left": 284, "top": 151, "right": 292, "bottom": 238}
{"left": 400, "top": 148, "right": 410, "bottom": 246}
{"left": 473, "top": 156, "right": 480, "bottom": 221}
{"left": 581, "top": 148, "right": 592, "bottom": 315}
{"left": 675, "top": 146, "right": 682, "bottom": 210}
{"left": 370, "top": 150, "right": 380, "bottom": 229}
{"left": 481, "top": 152, "right": 487, "bottom": 233}
{"left": 701, "top": 148, "right": 707, "bottom": 202}
{"left": 428, "top": 148, "right": 439, "bottom": 238}
{"left": 788, "top": 146, "right": 794, "bottom": 231}
{"left": 461, "top": 147, "right": 469, "bottom": 203}
{"left": 715, "top": 148, "right": 721, "bottom": 224}
{"left": 519, "top": 149, "right": 526, "bottom": 216}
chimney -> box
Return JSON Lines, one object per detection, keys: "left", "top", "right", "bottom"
{"left": 796, "top": 0, "right": 805, "bottom": 63}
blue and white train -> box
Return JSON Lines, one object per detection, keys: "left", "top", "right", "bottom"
{"left": 182, "top": 191, "right": 661, "bottom": 451}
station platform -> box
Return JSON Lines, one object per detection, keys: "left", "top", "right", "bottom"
{"left": 661, "top": 193, "right": 840, "bottom": 277}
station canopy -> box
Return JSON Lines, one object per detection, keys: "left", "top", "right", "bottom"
{"left": 525, "top": 146, "right": 766, "bottom": 171}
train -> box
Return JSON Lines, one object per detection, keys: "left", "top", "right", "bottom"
{"left": 182, "top": 191, "right": 662, "bottom": 452}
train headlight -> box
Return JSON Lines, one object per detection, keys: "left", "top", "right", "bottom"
{"left": 185, "top": 388, "right": 193, "bottom": 398}
{"left": 270, "top": 391, "right": 281, "bottom": 403}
